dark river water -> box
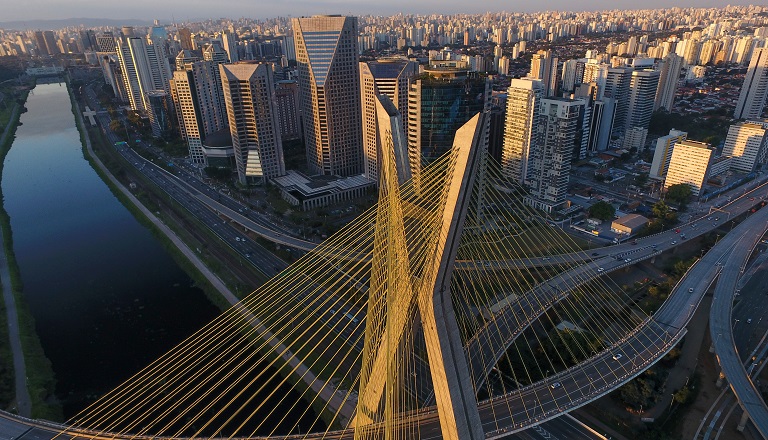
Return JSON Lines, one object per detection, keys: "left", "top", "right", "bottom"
{"left": 1, "top": 82, "right": 222, "bottom": 418}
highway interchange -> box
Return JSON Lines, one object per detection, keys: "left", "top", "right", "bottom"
{"left": 9, "top": 84, "right": 762, "bottom": 438}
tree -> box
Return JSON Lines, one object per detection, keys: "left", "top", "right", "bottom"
{"left": 666, "top": 183, "right": 693, "bottom": 208}
{"left": 588, "top": 201, "right": 616, "bottom": 221}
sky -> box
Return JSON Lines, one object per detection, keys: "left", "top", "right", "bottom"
{"left": 2, "top": 0, "right": 759, "bottom": 23}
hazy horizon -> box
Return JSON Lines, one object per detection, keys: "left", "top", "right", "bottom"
{"left": 2, "top": 0, "right": 760, "bottom": 24}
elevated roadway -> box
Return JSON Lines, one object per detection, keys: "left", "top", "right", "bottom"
{"left": 709, "top": 210, "right": 768, "bottom": 438}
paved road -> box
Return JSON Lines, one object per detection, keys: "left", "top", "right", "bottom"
{"left": 709, "top": 207, "right": 768, "bottom": 438}
{"left": 0, "top": 103, "right": 31, "bottom": 417}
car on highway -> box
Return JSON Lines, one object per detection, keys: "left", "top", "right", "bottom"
{"left": 550, "top": 382, "right": 561, "bottom": 389}
{"left": 671, "top": 240, "right": 677, "bottom": 245}
{"left": 612, "top": 353, "right": 623, "bottom": 360}
{"left": 688, "top": 288, "right": 694, "bottom": 293}
{"left": 598, "top": 267, "right": 604, "bottom": 272}
{"left": 748, "top": 318, "right": 752, "bottom": 324}
{"left": 624, "top": 258, "right": 632, "bottom": 263}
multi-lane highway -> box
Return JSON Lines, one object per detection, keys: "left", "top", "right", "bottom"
{"left": 709, "top": 211, "right": 768, "bottom": 438}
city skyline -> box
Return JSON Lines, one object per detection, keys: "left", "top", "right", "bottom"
{"left": 1, "top": 0, "right": 760, "bottom": 24}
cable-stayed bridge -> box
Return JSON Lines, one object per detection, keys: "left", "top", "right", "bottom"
{"left": 6, "top": 111, "right": 768, "bottom": 439}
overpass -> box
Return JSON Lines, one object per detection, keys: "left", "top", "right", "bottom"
{"left": 709, "top": 210, "right": 768, "bottom": 438}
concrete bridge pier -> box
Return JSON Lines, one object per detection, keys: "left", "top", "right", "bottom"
{"left": 737, "top": 410, "right": 750, "bottom": 432}
{"left": 716, "top": 370, "right": 727, "bottom": 388}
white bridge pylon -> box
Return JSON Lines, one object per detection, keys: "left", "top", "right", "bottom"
{"left": 355, "top": 109, "right": 489, "bottom": 440}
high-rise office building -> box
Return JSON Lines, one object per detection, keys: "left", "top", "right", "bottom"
{"left": 220, "top": 63, "right": 285, "bottom": 184}
{"left": 501, "top": 78, "right": 543, "bottom": 184}
{"left": 654, "top": 53, "right": 683, "bottom": 111}
{"left": 649, "top": 129, "right": 687, "bottom": 180}
{"left": 274, "top": 80, "right": 302, "bottom": 141}
{"left": 722, "top": 121, "right": 768, "bottom": 172}
{"left": 33, "top": 31, "right": 48, "bottom": 56}
{"left": 146, "top": 90, "right": 173, "bottom": 138}
{"left": 96, "top": 32, "right": 116, "bottom": 53}
{"left": 604, "top": 66, "right": 632, "bottom": 138}
{"left": 407, "top": 62, "right": 490, "bottom": 177}
{"left": 734, "top": 48, "right": 768, "bottom": 120}
{"left": 222, "top": 30, "right": 238, "bottom": 63}
{"left": 360, "top": 58, "right": 418, "bottom": 180}
{"left": 116, "top": 36, "right": 172, "bottom": 113}
{"left": 525, "top": 97, "right": 582, "bottom": 213}
{"left": 664, "top": 140, "right": 713, "bottom": 196}
{"left": 170, "top": 60, "right": 227, "bottom": 164}
{"left": 178, "top": 27, "right": 194, "bottom": 51}
{"left": 293, "top": 15, "right": 363, "bottom": 177}
{"left": 43, "top": 30, "right": 59, "bottom": 55}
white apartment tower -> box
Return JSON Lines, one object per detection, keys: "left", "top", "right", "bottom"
{"left": 220, "top": 63, "right": 285, "bottom": 184}
{"left": 664, "top": 140, "right": 713, "bottom": 196}
{"left": 360, "top": 58, "right": 418, "bottom": 181}
{"left": 649, "top": 129, "right": 687, "bottom": 180}
{"left": 293, "top": 15, "right": 363, "bottom": 177}
{"left": 501, "top": 78, "right": 543, "bottom": 184}
{"left": 722, "top": 121, "right": 768, "bottom": 172}
{"left": 734, "top": 48, "right": 768, "bottom": 120}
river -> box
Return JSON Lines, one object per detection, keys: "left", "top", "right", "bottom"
{"left": 1, "top": 81, "right": 222, "bottom": 418}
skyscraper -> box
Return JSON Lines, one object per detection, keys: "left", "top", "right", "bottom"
{"left": 624, "top": 69, "right": 660, "bottom": 150}
{"left": 526, "top": 97, "right": 582, "bottom": 213}
{"left": 407, "top": 62, "right": 490, "bottom": 177}
{"left": 274, "top": 80, "right": 302, "bottom": 142}
{"left": 43, "top": 30, "right": 59, "bottom": 55}
{"left": 222, "top": 30, "right": 238, "bottom": 63}
{"left": 604, "top": 66, "right": 632, "bottom": 138}
{"left": 170, "top": 60, "right": 227, "bottom": 164}
{"left": 116, "top": 36, "right": 172, "bottom": 113}
{"left": 734, "top": 48, "right": 768, "bottom": 120}
{"left": 178, "top": 27, "right": 194, "bottom": 51}
{"left": 33, "top": 31, "right": 48, "bottom": 56}
{"left": 293, "top": 15, "right": 363, "bottom": 177}
{"left": 529, "top": 49, "right": 558, "bottom": 97}
{"left": 360, "top": 58, "right": 418, "bottom": 181}
{"left": 220, "top": 63, "right": 285, "bottom": 184}
{"left": 654, "top": 53, "right": 683, "bottom": 111}
{"left": 501, "top": 77, "right": 543, "bottom": 184}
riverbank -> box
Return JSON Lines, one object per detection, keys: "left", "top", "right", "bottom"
{"left": 0, "top": 84, "right": 62, "bottom": 421}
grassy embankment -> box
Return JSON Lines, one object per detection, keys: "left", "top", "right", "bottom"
{"left": 0, "top": 84, "right": 63, "bottom": 421}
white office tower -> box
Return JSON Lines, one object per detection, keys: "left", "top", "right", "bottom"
{"left": 624, "top": 69, "right": 660, "bottom": 150}
{"left": 170, "top": 61, "right": 227, "bottom": 164}
{"left": 529, "top": 49, "right": 559, "bottom": 97}
{"left": 222, "top": 30, "right": 238, "bottom": 63}
{"left": 654, "top": 53, "right": 683, "bottom": 111}
{"left": 664, "top": 140, "right": 713, "bottom": 196}
{"left": 526, "top": 97, "right": 581, "bottom": 213}
{"left": 734, "top": 48, "right": 768, "bottom": 120}
{"left": 722, "top": 121, "right": 768, "bottom": 172}
{"left": 649, "top": 129, "right": 687, "bottom": 180}
{"left": 220, "top": 63, "right": 285, "bottom": 184}
{"left": 360, "top": 59, "right": 418, "bottom": 181}
{"left": 293, "top": 15, "right": 363, "bottom": 176}
{"left": 116, "top": 36, "right": 172, "bottom": 112}
{"left": 501, "top": 78, "right": 543, "bottom": 183}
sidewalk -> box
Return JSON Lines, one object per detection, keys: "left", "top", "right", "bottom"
{"left": 0, "top": 103, "right": 31, "bottom": 417}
